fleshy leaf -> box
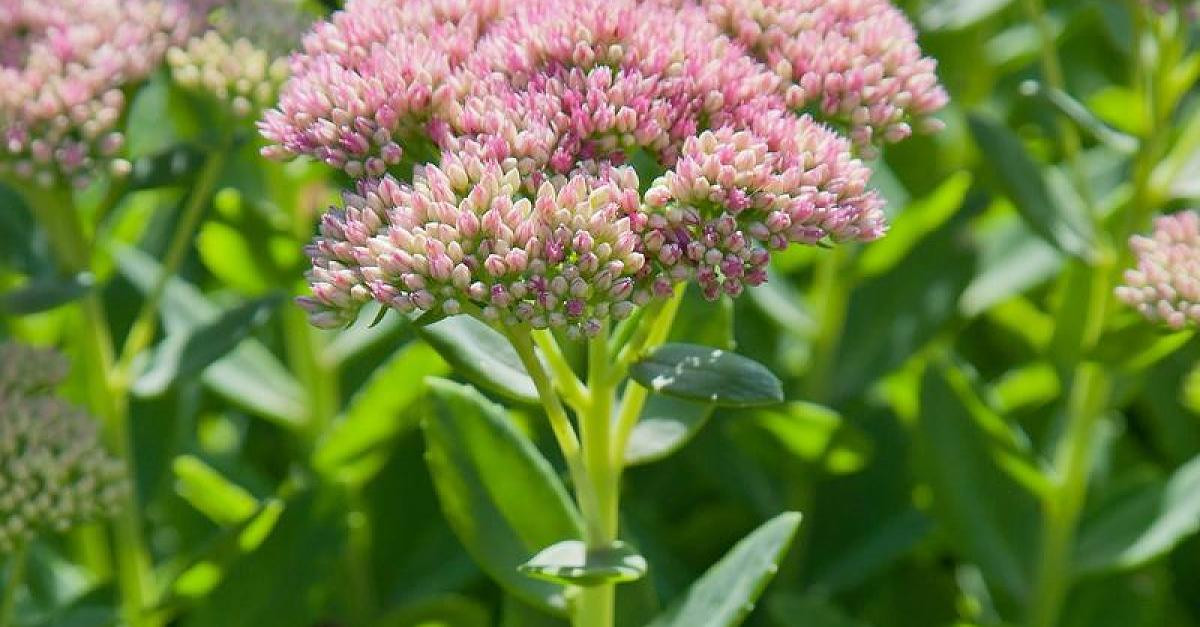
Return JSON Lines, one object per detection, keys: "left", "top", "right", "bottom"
{"left": 645, "top": 512, "right": 801, "bottom": 627}
{"left": 417, "top": 316, "right": 539, "bottom": 405}
{"left": 629, "top": 343, "right": 784, "bottom": 408}
{"left": 519, "top": 540, "right": 648, "bottom": 586}
{"left": 422, "top": 378, "right": 584, "bottom": 615}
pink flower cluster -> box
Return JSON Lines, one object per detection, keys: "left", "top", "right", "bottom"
{"left": 704, "top": 0, "right": 948, "bottom": 153}
{"left": 1117, "top": 211, "right": 1200, "bottom": 330}
{"left": 0, "top": 0, "right": 207, "bottom": 188}
{"left": 264, "top": 0, "right": 944, "bottom": 332}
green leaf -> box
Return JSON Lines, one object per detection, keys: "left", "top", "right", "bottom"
{"left": 172, "top": 455, "right": 259, "bottom": 527}
{"left": 967, "top": 114, "right": 1095, "bottom": 259}
{"left": 832, "top": 201, "right": 978, "bottom": 400}
{"left": 646, "top": 512, "right": 801, "bottom": 627}
{"left": 312, "top": 342, "right": 449, "bottom": 485}
{"left": 116, "top": 246, "right": 308, "bottom": 426}
{"left": 417, "top": 316, "right": 539, "bottom": 405}
{"left": 629, "top": 343, "right": 784, "bottom": 408}
{"left": 519, "top": 540, "right": 647, "bottom": 586}
{"left": 624, "top": 394, "right": 715, "bottom": 466}
{"left": 1088, "top": 320, "right": 1194, "bottom": 373}
{"left": 858, "top": 172, "right": 972, "bottom": 279}
{"left": 133, "top": 294, "right": 282, "bottom": 396}
{"left": 915, "top": 365, "right": 1041, "bottom": 602}
{"left": 920, "top": 0, "right": 1013, "bottom": 31}
{"left": 754, "top": 402, "right": 873, "bottom": 475}
{"left": 195, "top": 221, "right": 275, "bottom": 294}
{"left": 422, "top": 378, "right": 584, "bottom": 614}
{"left": 1074, "top": 453, "right": 1200, "bottom": 575}
{"left": 0, "top": 273, "right": 93, "bottom": 315}
{"left": 959, "top": 214, "right": 1063, "bottom": 317}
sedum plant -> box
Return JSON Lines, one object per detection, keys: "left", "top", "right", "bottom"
{"left": 261, "top": 0, "right": 946, "bottom": 625}
{"left": 0, "top": 343, "right": 128, "bottom": 627}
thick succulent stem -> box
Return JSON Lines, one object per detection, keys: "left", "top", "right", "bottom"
{"left": 34, "top": 189, "right": 157, "bottom": 627}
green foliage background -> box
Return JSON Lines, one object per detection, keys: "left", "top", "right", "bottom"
{"left": 4, "top": 0, "right": 1200, "bottom": 625}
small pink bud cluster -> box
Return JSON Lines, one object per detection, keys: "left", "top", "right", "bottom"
{"left": 643, "top": 114, "right": 884, "bottom": 299}
{"left": 266, "top": 0, "right": 945, "bottom": 330}
{"left": 1117, "top": 211, "right": 1200, "bottom": 330}
{"left": 300, "top": 157, "right": 650, "bottom": 337}
{"left": 705, "top": 0, "right": 949, "bottom": 153}
{"left": 0, "top": 0, "right": 207, "bottom": 188}
{"left": 0, "top": 343, "right": 128, "bottom": 553}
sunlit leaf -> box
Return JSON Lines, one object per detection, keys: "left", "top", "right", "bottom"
{"left": 646, "top": 512, "right": 801, "bottom": 627}
{"left": 630, "top": 343, "right": 783, "bottom": 408}
{"left": 422, "top": 378, "right": 584, "bottom": 615}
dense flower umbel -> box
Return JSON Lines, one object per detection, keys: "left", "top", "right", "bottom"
{"left": 267, "top": 0, "right": 944, "bottom": 330}
{"left": 0, "top": 344, "right": 127, "bottom": 553}
{"left": 704, "top": 0, "right": 949, "bottom": 152}
{"left": 0, "top": 342, "right": 69, "bottom": 396}
{"left": 0, "top": 0, "right": 206, "bottom": 188}
{"left": 1117, "top": 211, "right": 1200, "bottom": 329}
{"left": 167, "top": 0, "right": 309, "bottom": 119}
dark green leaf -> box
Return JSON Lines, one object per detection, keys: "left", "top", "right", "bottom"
{"left": 417, "top": 316, "right": 539, "bottom": 405}
{"left": 967, "top": 114, "right": 1095, "bottom": 259}
{"left": 312, "top": 342, "right": 449, "bottom": 485}
{"left": 754, "top": 402, "right": 873, "bottom": 475}
{"left": 0, "top": 273, "right": 93, "bottom": 315}
{"left": 519, "top": 540, "right": 647, "bottom": 586}
{"left": 116, "top": 246, "right": 307, "bottom": 426}
{"left": 630, "top": 343, "right": 784, "bottom": 408}
{"left": 645, "top": 512, "right": 801, "bottom": 627}
{"left": 915, "top": 365, "right": 1041, "bottom": 602}
{"left": 624, "top": 394, "right": 714, "bottom": 466}
{"left": 1074, "top": 454, "right": 1200, "bottom": 575}
{"left": 422, "top": 378, "right": 584, "bottom": 615}
{"left": 134, "top": 294, "right": 282, "bottom": 396}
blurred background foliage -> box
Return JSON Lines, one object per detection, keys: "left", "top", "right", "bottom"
{"left": 4, "top": 0, "right": 1200, "bottom": 626}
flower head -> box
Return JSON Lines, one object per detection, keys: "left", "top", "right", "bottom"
{"left": 167, "top": 0, "right": 310, "bottom": 119}
{"left": 0, "top": 0, "right": 207, "bottom": 188}
{"left": 265, "top": 0, "right": 945, "bottom": 329}
{"left": 704, "top": 0, "right": 949, "bottom": 153}
{"left": 0, "top": 343, "right": 127, "bottom": 553}
{"left": 1117, "top": 211, "right": 1200, "bottom": 329}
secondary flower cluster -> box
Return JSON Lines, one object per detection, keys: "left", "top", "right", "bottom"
{"left": 0, "top": 0, "right": 207, "bottom": 188}
{"left": 0, "top": 343, "right": 127, "bottom": 553}
{"left": 265, "top": 0, "right": 943, "bottom": 332}
{"left": 167, "top": 0, "right": 310, "bottom": 120}
{"left": 1117, "top": 211, "right": 1200, "bottom": 330}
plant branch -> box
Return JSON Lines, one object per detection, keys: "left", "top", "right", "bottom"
{"left": 116, "top": 147, "right": 229, "bottom": 381}
{"left": 532, "top": 329, "right": 591, "bottom": 413}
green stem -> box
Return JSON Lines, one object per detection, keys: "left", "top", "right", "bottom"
{"left": 33, "top": 190, "right": 157, "bottom": 627}
{"left": 0, "top": 544, "right": 26, "bottom": 627}
{"left": 532, "top": 329, "right": 591, "bottom": 412}
{"left": 575, "top": 323, "right": 618, "bottom": 627}
{"left": 116, "top": 149, "right": 228, "bottom": 380}
{"left": 1027, "top": 364, "right": 1111, "bottom": 627}
{"left": 504, "top": 325, "right": 594, "bottom": 523}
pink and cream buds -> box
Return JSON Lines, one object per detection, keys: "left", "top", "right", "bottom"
{"left": 1118, "top": 211, "right": 1200, "bottom": 330}
{"left": 269, "top": 0, "right": 944, "bottom": 331}
{"left": 0, "top": 0, "right": 205, "bottom": 188}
